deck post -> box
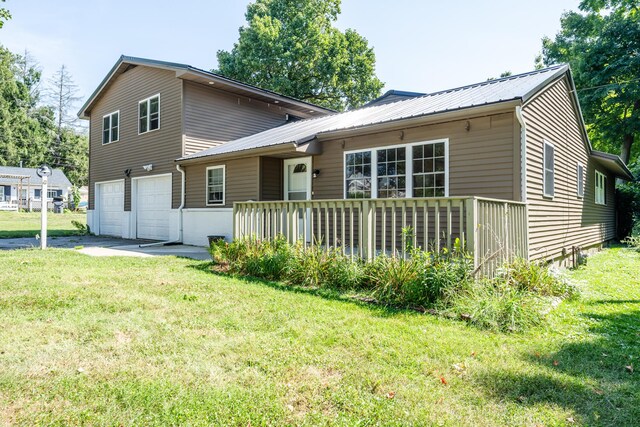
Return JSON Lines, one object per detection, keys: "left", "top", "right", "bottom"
{"left": 465, "top": 198, "right": 478, "bottom": 270}
{"left": 232, "top": 203, "right": 238, "bottom": 240}
{"left": 362, "top": 200, "right": 374, "bottom": 261}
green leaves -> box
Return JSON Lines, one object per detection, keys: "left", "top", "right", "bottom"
{"left": 543, "top": 1, "right": 640, "bottom": 163}
{"left": 215, "top": 0, "right": 383, "bottom": 111}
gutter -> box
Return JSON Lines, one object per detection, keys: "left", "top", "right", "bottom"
{"left": 515, "top": 106, "right": 528, "bottom": 202}
{"left": 138, "top": 165, "right": 186, "bottom": 248}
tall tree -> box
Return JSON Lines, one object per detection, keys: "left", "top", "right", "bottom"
{"left": 48, "top": 64, "right": 81, "bottom": 135}
{"left": 0, "top": 0, "right": 10, "bottom": 29}
{"left": 542, "top": 0, "right": 640, "bottom": 164}
{"left": 216, "top": 0, "right": 383, "bottom": 111}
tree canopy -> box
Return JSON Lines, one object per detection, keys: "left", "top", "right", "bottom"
{"left": 542, "top": 0, "right": 640, "bottom": 165}
{"left": 0, "top": 45, "right": 88, "bottom": 186}
{"left": 215, "top": 0, "right": 383, "bottom": 111}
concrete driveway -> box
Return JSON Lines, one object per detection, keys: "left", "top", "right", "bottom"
{"left": 0, "top": 235, "right": 211, "bottom": 261}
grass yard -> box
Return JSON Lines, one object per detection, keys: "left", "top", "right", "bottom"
{"left": 0, "top": 247, "right": 638, "bottom": 426}
{"left": 0, "top": 211, "right": 87, "bottom": 238}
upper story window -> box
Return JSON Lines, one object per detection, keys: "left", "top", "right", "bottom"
{"left": 102, "top": 111, "right": 119, "bottom": 144}
{"left": 543, "top": 140, "right": 555, "bottom": 197}
{"left": 595, "top": 170, "right": 606, "bottom": 205}
{"left": 139, "top": 94, "right": 160, "bottom": 134}
{"left": 576, "top": 163, "right": 584, "bottom": 198}
{"left": 345, "top": 139, "right": 448, "bottom": 199}
{"left": 206, "top": 165, "right": 225, "bottom": 206}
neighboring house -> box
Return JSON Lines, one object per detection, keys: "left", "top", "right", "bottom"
{"left": 0, "top": 166, "right": 72, "bottom": 210}
{"left": 78, "top": 56, "right": 332, "bottom": 241}
{"left": 81, "top": 58, "right": 632, "bottom": 267}
{"left": 173, "top": 64, "right": 631, "bottom": 265}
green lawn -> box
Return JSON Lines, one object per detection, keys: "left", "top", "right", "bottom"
{"left": 0, "top": 247, "right": 638, "bottom": 426}
{"left": 0, "top": 211, "right": 86, "bottom": 238}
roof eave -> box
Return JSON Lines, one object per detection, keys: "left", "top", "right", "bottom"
{"left": 591, "top": 150, "right": 634, "bottom": 181}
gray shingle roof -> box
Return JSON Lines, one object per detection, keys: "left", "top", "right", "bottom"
{"left": 0, "top": 166, "right": 72, "bottom": 188}
{"left": 178, "top": 64, "right": 569, "bottom": 161}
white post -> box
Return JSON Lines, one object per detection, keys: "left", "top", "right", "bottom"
{"left": 41, "top": 176, "right": 48, "bottom": 250}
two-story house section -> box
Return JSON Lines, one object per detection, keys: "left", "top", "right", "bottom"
{"left": 78, "top": 56, "right": 331, "bottom": 241}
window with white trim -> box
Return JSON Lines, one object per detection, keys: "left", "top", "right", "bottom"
{"left": 47, "top": 189, "right": 63, "bottom": 199}
{"left": 543, "top": 141, "right": 555, "bottom": 197}
{"left": 595, "top": 170, "right": 606, "bottom": 205}
{"left": 206, "top": 166, "right": 225, "bottom": 205}
{"left": 345, "top": 140, "right": 448, "bottom": 199}
{"left": 102, "top": 111, "right": 119, "bottom": 144}
{"left": 576, "top": 163, "right": 584, "bottom": 198}
{"left": 139, "top": 94, "right": 160, "bottom": 134}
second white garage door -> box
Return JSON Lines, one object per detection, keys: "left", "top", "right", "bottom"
{"left": 135, "top": 175, "right": 171, "bottom": 240}
{"left": 97, "top": 180, "right": 124, "bottom": 237}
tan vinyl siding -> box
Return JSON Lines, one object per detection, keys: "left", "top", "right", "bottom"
{"left": 183, "top": 81, "right": 288, "bottom": 155}
{"left": 184, "top": 158, "right": 259, "bottom": 208}
{"left": 88, "top": 66, "right": 183, "bottom": 210}
{"left": 313, "top": 112, "right": 517, "bottom": 201}
{"left": 523, "top": 77, "right": 616, "bottom": 261}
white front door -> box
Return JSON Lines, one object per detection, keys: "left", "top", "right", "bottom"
{"left": 284, "top": 157, "right": 312, "bottom": 239}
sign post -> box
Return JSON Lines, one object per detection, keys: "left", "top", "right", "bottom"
{"left": 36, "top": 165, "right": 52, "bottom": 250}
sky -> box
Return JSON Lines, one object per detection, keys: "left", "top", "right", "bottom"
{"left": 1, "top": 0, "right": 581, "bottom": 109}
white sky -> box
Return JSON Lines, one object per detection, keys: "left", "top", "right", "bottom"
{"left": 1, "top": 0, "right": 581, "bottom": 108}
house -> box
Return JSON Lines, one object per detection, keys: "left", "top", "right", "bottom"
{"left": 78, "top": 56, "right": 332, "bottom": 241}
{"left": 81, "top": 58, "right": 632, "bottom": 269}
{"left": 0, "top": 166, "right": 72, "bottom": 211}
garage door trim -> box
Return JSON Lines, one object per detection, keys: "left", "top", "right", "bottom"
{"left": 95, "top": 179, "right": 124, "bottom": 237}
{"left": 131, "top": 173, "right": 172, "bottom": 241}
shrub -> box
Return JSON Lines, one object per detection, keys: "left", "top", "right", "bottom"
{"left": 287, "top": 244, "right": 365, "bottom": 290}
{"left": 71, "top": 220, "right": 90, "bottom": 235}
{"left": 449, "top": 258, "right": 578, "bottom": 332}
{"left": 209, "top": 236, "right": 292, "bottom": 281}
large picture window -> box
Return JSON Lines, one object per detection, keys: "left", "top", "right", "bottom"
{"left": 344, "top": 140, "right": 448, "bottom": 199}
{"left": 102, "top": 111, "right": 119, "bottom": 144}
{"left": 206, "top": 166, "right": 225, "bottom": 206}
{"left": 139, "top": 94, "right": 160, "bottom": 134}
{"left": 595, "top": 170, "right": 606, "bottom": 205}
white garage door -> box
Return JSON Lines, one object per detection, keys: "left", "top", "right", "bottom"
{"left": 98, "top": 181, "right": 124, "bottom": 237}
{"left": 135, "top": 175, "right": 171, "bottom": 240}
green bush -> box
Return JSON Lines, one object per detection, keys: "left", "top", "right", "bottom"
{"left": 210, "top": 236, "right": 292, "bottom": 281}
{"left": 449, "top": 258, "right": 578, "bottom": 332}
{"left": 287, "top": 244, "right": 365, "bottom": 290}
{"left": 622, "top": 235, "right": 640, "bottom": 251}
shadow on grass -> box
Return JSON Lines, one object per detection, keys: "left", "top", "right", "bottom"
{"left": 475, "top": 309, "right": 640, "bottom": 425}
{"left": 186, "top": 261, "right": 422, "bottom": 319}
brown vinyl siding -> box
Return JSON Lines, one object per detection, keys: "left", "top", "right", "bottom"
{"left": 185, "top": 158, "right": 259, "bottom": 208}
{"left": 183, "top": 81, "right": 288, "bottom": 155}
{"left": 88, "top": 65, "right": 183, "bottom": 210}
{"left": 260, "top": 157, "right": 283, "bottom": 200}
{"left": 313, "top": 111, "right": 518, "bottom": 201}
{"left": 523, "top": 77, "right": 616, "bottom": 261}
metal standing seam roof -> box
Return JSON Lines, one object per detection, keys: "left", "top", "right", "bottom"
{"left": 0, "top": 166, "right": 72, "bottom": 188}
{"left": 178, "top": 64, "right": 569, "bottom": 161}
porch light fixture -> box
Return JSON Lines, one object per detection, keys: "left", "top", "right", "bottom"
{"left": 142, "top": 164, "right": 153, "bottom": 172}
{"left": 313, "top": 169, "right": 320, "bottom": 178}
{"left": 124, "top": 168, "right": 131, "bottom": 177}
{"left": 208, "top": 81, "right": 215, "bottom": 85}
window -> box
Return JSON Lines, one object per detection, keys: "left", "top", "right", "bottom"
{"left": 543, "top": 141, "right": 555, "bottom": 197}
{"left": 34, "top": 189, "right": 41, "bottom": 200}
{"left": 139, "top": 94, "right": 160, "bottom": 134}
{"left": 102, "top": 111, "right": 119, "bottom": 144}
{"left": 576, "top": 163, "right": 584, "bottom": 198}
{"left": 47, "top": 189, "right": 62, "bottom": 199}
{"left": 344, "top": 140, "right": 448, "bottom": 199}
{"left": 595, "top": 170, "right": 606, "bottom": 205}
{"left": 206, "top": 166, "right": 225, "bottom": 205}
{"left": 377, "top": 147, "right": 406, "bottom": 198}
{"left": 413, "top": 142, "right": 446, "bottom": 197}
{"left": 345, "top": 151, "right": 372, "bottom": 199}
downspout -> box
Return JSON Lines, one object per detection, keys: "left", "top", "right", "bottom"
{"left": 515, "top": 106, "right": 527, "bottom": 203}
{"left": 137, "top": 165, "right": 186, "bottom": 248}
{"left": 515, "top": 105, "right": 530, "bottom": 261}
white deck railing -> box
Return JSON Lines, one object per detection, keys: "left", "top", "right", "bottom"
{"left": 233, "top": 197, "right": 528, "bottom": 275}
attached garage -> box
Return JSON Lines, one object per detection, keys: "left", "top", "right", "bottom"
{"left": 134, "top": 174, "right": 172, "bottom": 240}
{"left": 96, "top": 180, "right": 124, "bottom": 237}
